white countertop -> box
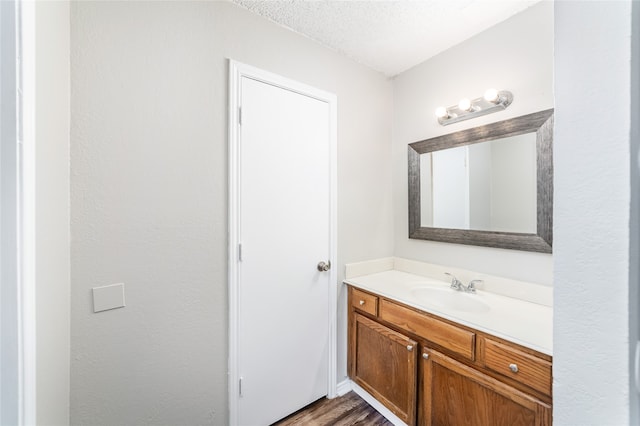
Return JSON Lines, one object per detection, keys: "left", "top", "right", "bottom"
{"left": 344, "top": 270, "right": 553, "bottom": 355}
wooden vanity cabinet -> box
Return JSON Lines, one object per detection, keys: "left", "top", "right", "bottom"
{"left": 420, "top": 348, "right": 551, "bottom": 426}
{"left": 349, "top": 313, "right": 418, "bottom": 425}
{"left": 347, "top": 285, "right": 552, "bottom": 426}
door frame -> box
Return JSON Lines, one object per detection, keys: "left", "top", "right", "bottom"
{"left": 1, "top": 0, "right": 36, "bottom": 424}
{"left": 227, "top": 60, "right": 338, "bottom": 425}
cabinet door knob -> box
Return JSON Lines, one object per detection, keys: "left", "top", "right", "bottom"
{"left": 422, "top": 353, "right": 429, "bottom": 360}
{"left": 359, "top": 300, "right": 365, "bottom": 306}
{"left": 407, "top": 345, "right": 414, "bottom": 352}
{"left": 509, "top": 363, "right": 519, "bottom": 373}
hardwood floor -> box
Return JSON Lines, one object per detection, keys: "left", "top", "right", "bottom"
{"left": 273, "top": 391, "right": 393, "bottom": 426}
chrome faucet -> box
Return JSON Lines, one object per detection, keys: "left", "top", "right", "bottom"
{"left": 445, "top": 273, "right": 482, "bottom": 294}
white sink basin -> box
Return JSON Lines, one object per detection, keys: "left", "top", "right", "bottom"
{"left": 411, "top": 286, "right": 490, "bottom": 314}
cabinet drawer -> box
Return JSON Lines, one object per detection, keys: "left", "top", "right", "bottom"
{"left": 379, "top": 299, "right": 475, "bottom": 360}
{"left": 482, "top": 338, "right": 552, "bottom": 396}
{"left": 351, "top": 288, "right": 378, "bottom": 316}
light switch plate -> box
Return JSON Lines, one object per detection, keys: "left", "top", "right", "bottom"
{"left": 92, "top": 283, "right": 125, "bottom": 313}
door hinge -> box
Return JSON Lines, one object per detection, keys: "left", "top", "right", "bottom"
{"left": 238, "top": 243, "right": 243, "bottom": 262}
{"left": 239, "top": 377, "right": 243, "bottom": 396}
{"left": 635, "top": 341, "right": 640, "bottom": 393}
{"left": 238, "top": 107, "right": 242, "bottom": 125}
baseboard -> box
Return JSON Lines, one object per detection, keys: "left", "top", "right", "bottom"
{"left": 336, "top": 379, "right": 353, "bottom": 396}
{"left": 350, "top": 382, "right": 407, "bottom": 426}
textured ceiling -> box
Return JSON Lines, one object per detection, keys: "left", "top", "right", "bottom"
{"left": 231, "top": 0, "right": 541, "bottom": 77}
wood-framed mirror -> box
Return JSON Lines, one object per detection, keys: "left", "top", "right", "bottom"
{"left": 408, "top": 109, "right": 553, "bottom": 253}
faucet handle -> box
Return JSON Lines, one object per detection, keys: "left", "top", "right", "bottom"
{"left": 467, "top": 279, "right": 484, "bottom": 293}
{"left": 445, "top": 272, "right": 463, "bottom": 290}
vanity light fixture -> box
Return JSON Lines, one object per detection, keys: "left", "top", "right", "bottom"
{"left": 435, "top": 89, "right": 513, "bottom": 126}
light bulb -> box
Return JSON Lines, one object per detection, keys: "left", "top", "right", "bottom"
{"left": 458, "top": 98, "right": 471, "bottom": 111}
{"left": 484, "top": 88, "right": 500, "bottom": 103}
{"left": 435, "top": 106, "right": 448, "bottom": 119}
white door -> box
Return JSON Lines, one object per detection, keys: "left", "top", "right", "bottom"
{"left": 432, "top": 146, "right": 470, "bottom": 229}
{"left": 230, "top": 65, "right": 336, "bottom": 426}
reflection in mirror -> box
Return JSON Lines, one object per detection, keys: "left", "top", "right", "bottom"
{"left": 420, "top": 133, "right": 537, "bottom": 233}
{"left": 408, "top": 109, "right": 554, "bottom": 253}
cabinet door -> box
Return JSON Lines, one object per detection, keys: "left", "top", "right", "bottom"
{"left": 420, "top": 349, "right": 551, "bottom": 426}
{"left": 351, "top": 313, "right": 418, "bottom": 425}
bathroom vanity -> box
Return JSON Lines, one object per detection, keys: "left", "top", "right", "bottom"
{"left": 349, "top": 109, "right": 556, "bottom": 425}
{"left": 345, "top": 265, "right": 552, "bottom": 426}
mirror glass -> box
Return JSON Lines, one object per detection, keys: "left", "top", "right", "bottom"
{"left": 420, "top": 133, "right": 537, "bottom": 233}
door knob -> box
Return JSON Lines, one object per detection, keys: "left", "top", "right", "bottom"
{"left": 317, "top": 261, "right": 331, "bottom": 272}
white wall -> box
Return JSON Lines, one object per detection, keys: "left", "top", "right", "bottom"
{"left": 490, "top": 134, "right": 536, "bottom": 233}
{"left": 554, "top": 1, "right": 636, "bottom": 424}
{"left": 35, "top": 1, "right": 70, "bottom": 425}
{"left": 70, "top": 2, "right": 393, "bottom": 424}
{"left": 393, "top": 1, "right": 554, "bottom": 285}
